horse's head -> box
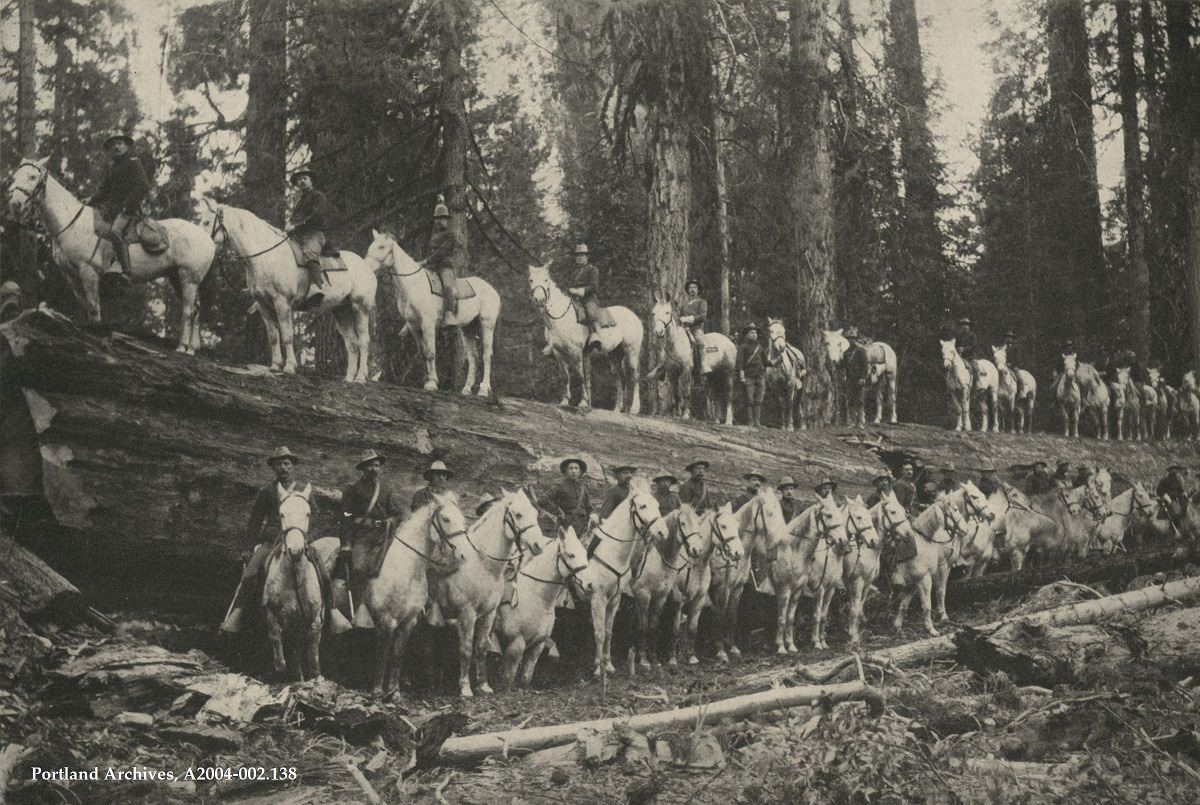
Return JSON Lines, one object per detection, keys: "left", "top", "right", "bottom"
{"left": 1062, "top": 353, "right": 1078, "bottom": 377}
{"left": 628, "top": 479, "right": 669, "bottom": 545}
{"left": 939, "top": 339, "right": 959, "bottom": 369}
{"left": 939, "top": 495, "right": 969, "bottom": 537}
{"left": 277, "top": 483, "right": 313, "bottom": 559}
{"left": 844, "top": 495, "right": 878, "bottom": 547}
{"left": 364, "top": 228, "right": 398, "bottom": 273}
{"left": 430, "top": 492, "right": 469, "bottom": 564}
{"left": 1130, "top": 482, "right": 1156, "bottom": 518}
{"left": 528, "top": 262, "right": 554, "bottom": 307}
{"left": 6, "top": 159, "right": 48, "bottom": 218}
{"left": 961, "top": 481, "right": 996, "bottom": 523}
{"left": 712, "top": 502, "right": 744, "bottom": 561}
{"left": 823, "top": 328, "right": 848, "bottom": 364}
{"left": 878, "top": 492, "right": 909, "bottom": 538}
{"left": 503, "top": 488, "right": 544, "bottom": 553}
{"left": 1184, "top": 370, "right": 1198, "bottom": 390}
{"left": 676, "top": 503, "right": 704, "bottom": 559}
{"left": 1117, "top": 366, "right": 1131, "bottom": 386}
{"left": 1082, "top": 483, "right": 1112, "bottom": 521}
{"left": 559, "top": 526, "right": 593, "bottom": 594}
{"left": 1148, "top": 367, "right": 1162, "bottom": 386}
{"left": 196, "top": 197, "right": 224, "bottom": 245}
{"left": 767, "top": 318, "right": 786, "bottom": 349}
{"left": 755, "top": 486, "right": 792, "bottom": 551}
{"left": 992, "top": 344, "right": 1007, "bottom": 368}
{"left": 1092, "top": 468, "right": 1113, "bottom": 500}
{"left": 650, "top": 296, "right": 674, "bottom": 338}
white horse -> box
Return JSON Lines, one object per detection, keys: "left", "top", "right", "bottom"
{"left": 434, "top": 488, "right": 543, "bottom": 697}
{"left": 773, "top": 495, "right": 848, "bottom": 654}
{"left": 992, "top": 345, "right": 1036, "bottom": 433}
{"left": 841, "top": 495, "right": 881, "bottom": 647}
{"left": 670, "top": 504, "right": 742, "bottom": 666}
{"left": 630, "top": 503, "right": 705, "bottom": 670}
{"left": 528, "top": 263, "right": 643, "bottom": 414}
{"left": 766, "top": 318, "right": 807, "bottom": 431}
{"left": 203, "top": 201, "right": 375, "bottom": 381}
{"left": 824, "top": 329, "right": 899, "bottom": 425}
{"left": 648, "top": 298, "right": 736, "bottom": 424}
{"left": 1057, "top": 354, "right": 1110, "bottom": 439}
{"left": 574, "top": 479, "right": 669, "bottom": 676}
{"left": 1094, "top": 482, "right": 1156, "bottom": 554}
{"left": 364, "top": 230, "right": 500, "bottom": 395}
{"left": 940, "top": 338, "right": 998, "bottom": 432}
{"left": 1108, "top": 366, "right": 1141, "bottom": 441}
{"left": 6, "top": 159, "right": 216, "bottom": 352}
{"left": 1176, "top": 370, "right": 1200, "bottom": 440}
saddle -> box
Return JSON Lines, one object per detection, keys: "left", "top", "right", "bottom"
{"left": 572, "top": 300, "right": 617, "bottom": 329}
{"left": 287, "top": 240, "right": 349, "bottom": 273}
{"left": 131, "top": 218, "right": 170, "bottom": 255}
{"left": 883, "top": 530, "right": 918, "bottom": 564}
{"left": 348, "top": 520, "right": 392, "bottom": 579}
{"left": 425, "top": 270, "right": 478, "bottom": 300}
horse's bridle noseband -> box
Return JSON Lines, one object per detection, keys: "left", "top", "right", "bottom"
{"left": 9, "top": 161, "right": 86, "bottom": 237}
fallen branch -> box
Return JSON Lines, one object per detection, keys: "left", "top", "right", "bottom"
{"left": 739, "top": 575, "right": 1200, "bottom": 689}
{"left": 0, "top": 744, "right": 30, "bottom": 804}
{"left": 439, "top": 680, "right": 881, "bottom": 763}
{"left": 345, "top": 760, "right": 383, "bottom": 805}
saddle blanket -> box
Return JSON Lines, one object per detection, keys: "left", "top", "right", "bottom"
{"left": 132, "top": 218, "right": 169, "bottom": 255}
{"left": 883, "top": 531, "right": 918, "bottom": 564}
{"left": 287, "top": 240, "right": 349, "bottom": 273}
{"left": 425, "top": 270, "right": 478, "bottom": 300}
{"left": 572, "top": 301, "right": 617, "bottom": 329}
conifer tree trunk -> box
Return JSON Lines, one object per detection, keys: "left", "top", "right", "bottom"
{"left": 787, "top": 0, "right": 837, "bottom": 427}
{"left": 1165, "top": 4, "right": 1200, "bottom": 367}
{"left": 1117, "top": 1, "right": 1151, "bottom": 361}
{"left": 646, "top": 115, "right": 692, "bottom": 303}
{"left": 15, "top": 0, "right": 39, "bottom": 300}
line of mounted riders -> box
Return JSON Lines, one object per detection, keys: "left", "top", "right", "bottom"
{"left": 210, "top": 442, "right": 1197, "bottom": 696}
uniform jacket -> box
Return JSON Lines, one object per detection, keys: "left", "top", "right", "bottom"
{"left": 732, "top": 488, "right": 759, "bottom": 512}
{"left": 678, "top": 478, "right": 710, "bottom": 511}
{"left": 1157, "top": 473, "right": 1187, "bottom": 502}
{"left": 247, "top": 479, "right": 308, "bottom": 543}
{"left": 427, "top": 227, "right": 461, "bottom": 273}
{"left": 544, "top": 478, "right": 592, "bottom": 533}
{"left": 737, "top": 340, "right": 768, "bottom": 379}
{"left": 956, "top": 329, "right": 977, "bottom": 359}
{"left": 570, "top": 264, "right": 600, "bottom": 299}
{"left": 865, "top": 490, "right": 891, "bottom": 509}
{"left": 780, "top": 497, "right": 803, "bottom": 524}
{"left": 889, "top": 479, "right": 914, "bottom": 509}
{"left": 680, "top": 297, "right": 707, "bottom": 330}
{"left": 1025, "top": 473, "right": 1055, "bottom": 495}
{"left": 599, "top": 482, "right": 631, "bottom": 519}
{"left": 653, "top": 490, "right": 682, "bottom": 515}
{"left": 291, "top": 189, "right": 335, "bottom": 236}
{"left": 341, "top": 478, "right": 406, "bottom": 524}
{"left": 91, "top": 154, "right": 150, "bottom": 218}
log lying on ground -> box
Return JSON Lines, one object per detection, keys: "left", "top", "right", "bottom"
{"left": 438, "top": 680, "right": 881, "bottom": 763}
{"left": 955, "top": 605, "right": 1200, "bottom": 686}
{"left": 0, "top": 528, "right": 111, "bottom": 631}
{"left": 737, "top": 575, "right": 1200, "bottom": 689}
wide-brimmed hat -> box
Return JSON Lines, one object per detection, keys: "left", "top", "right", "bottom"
{"left": 778, "top": 476, "right": 798, "bottom": 490}
{"left": 844, "top": 326, "right": 860, "bottom": 339}
{"left": 1063, "top": 340, "right": 1076, "bottom": 351}
{"left": 744, "top": 470, "right": 766, "bottom": 483}
{"left": 958, "top": 317, "right": 972, "bottom": 326}
{"left": 423, "top": 460, "right": 454, "bottom": 481}
{"left": 814, "top": 477, "right": 838, "bottom": 493}
{"left": 685, "top": 459, "right": 709, "bottom": 473}
{"left": 685, "top": 279, "right": 701, "bottom": 291}
{"left": 912, "top": 459, "right": 925, "bottom": 469}
{"left": 560, "top": 457, "right": 587, "bottom": 474}
{"left": 652, "top": 471, "right": 678, "bottom": 485}
{"left": 1056, "top": 461, "right": 1071, "bottom": 472}
{"left": 1033, "top": 460, "right": 1048, "bottom": 469}
{"left": 612, "top": 464, "right": 637, "bottom": 475}
{"left": 289, "top": 168, "right": 316, "bottom": 186}
{"left": 267, "top": 446, "right": 300, "bottom": 465}
{"left": 873, "top": 473, "right": 892, "bottom": 486}
{"left": 475, "top": 493, "right": 498, "bottom": 516}
{"left": 356, "top": 449, "right": 386, "bottom": 470}
{"left": 433, "top": 194, "right": 450, "bottom": 219}
{"left": 1005, "top": 330, "right": 1016, "bottom": 339}
{"left": 742, "top": 323, "right": 759, "bottom": 335}
{"left": 942, "top": 463, "right": 957, "bottom": 473}
{"left": 572, "top": 243, "right": 589, "bottom": 255}
{"left": 103, "top": 133, "right": 134, "bottom": 149}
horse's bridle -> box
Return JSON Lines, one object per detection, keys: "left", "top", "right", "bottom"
{"left": 531, "top": 281, "right": 571, "bottom": 320}
{"left": 9, "top": 161, "right": 86, "bottom": 237}
{"left": 276, "top": 490, "right": 313, "bottom": 551}
{"left": 962, "top": 491, "right": 991, "bottom": 522}
{"left": 845, "top": 507, "right": 877, "bottom": 550}
{"left": 520, "top": 534, "right": 587, "bottom": 587}
{"left": 208, "top": 207, "right": 291, "bottom": 262}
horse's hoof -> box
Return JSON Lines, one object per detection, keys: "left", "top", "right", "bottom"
{"left": 460, "top": 687, "right": 474, "bottom": 698}
{"left": 776, "top": 645, "right": 788, "bottom": 656}
{"left": 786, "top": 425, "right": 795, "bottom": 432}
{"left": 687, "top": 655, "right": 700, "bottom": 666}
{"left": 175, "top": 345, "right": 188, "bottom": 354}
{"left": 460, "top": 385, "right": 473, "bottom": 395}
{"left": 667, "top": 657, "right": 678, "bottom": 667}
{"left": 423, "top": 381, "right": 438, "bottom": 392}
{"left": 926, "top": 625, "right": 940, "bottom": 637}
{"left": 605, "top": 662, "right": 616, "bottom": 674}
{"left": 714, "top": 650, "right": 728, "bottom": 665}
{"left": 273, "top": 660, "right": 287, "bottom": 674}
{"left": 477, "top": 683, "right": 493, "bottom": 695}
{"left": 638, "top": 659, "right": 652, "bottom": 673}
{"left": 477, "top": 385, "right": 491, "bottom": 397}
{"left": 787, "top": 645, "right": 799, "bottom": 656}
{"left": 892, "top": 621, "right": 904, "bottom": 634}
{"left": 371, "top": 686, "right": 384, "bottom": 697}
{"left": 728, "top": 646, "right": 741, "bottom": 659}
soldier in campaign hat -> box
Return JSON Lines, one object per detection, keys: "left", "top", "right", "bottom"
{"left": 778, "top": 475, "right": 801, "bottom": 522}
{"left": 544, "top": 457, "right": 592, "bottom": 537}
{"left": 334, "top": 449, "right": 406, "bottom": 628}
{"left": 423, "top": 194, "right": 460, "bottom": 322}
{"left": 680, "top": 278, "right": 708, "bottom": 379}
{"left": 412, "top": 459, "right": 455, "bottom": 511}
{"left": 599, "top": 463, "right": 638, "bottom": 519}
{"left": 733, "top": 469, "right": 767, "bottom": 510}
{"left": 679, "top": 459, "right": 711, "bottom": 512}
{"left": 288, "top": 168, "right": 336, "bottom": 311}
{"left": 652, "top": 471, "right": 681, "bottom": 515}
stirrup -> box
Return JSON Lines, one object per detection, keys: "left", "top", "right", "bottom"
{"left": 352, "top": 602, "right": 375, "bottom": 629}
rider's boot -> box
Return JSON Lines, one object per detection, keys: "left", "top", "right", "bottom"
{"left": 329, "top": 548, "right": 354, "bottom": 634}
{"left": 102, "top": 235, "right": 133, "bottom": 288}
{"left": 692, "top": 341, "right": 704, "bottom": 382}
{"left": 583, "top": 326, "right": 601, "bottom": 355}
{"left": 295, "top": 261, "right": 326, "bottom": 312}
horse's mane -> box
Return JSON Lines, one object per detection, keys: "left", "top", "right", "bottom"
{"left": 911, "top": 498, "right": 945, "bottom": 534}
{"left": 220, "top": 203, "right": 288, "bottom": 242}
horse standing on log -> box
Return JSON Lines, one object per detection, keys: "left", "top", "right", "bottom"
{"left": 630, "top": 503, "right": 704, "bottom": 670}
{"left": 940, "top": 338, "right": 998, "bottom": 431}
{"left": 262, "top": 483, "right": 339, "bottom": 681}
{"left": 648, "top": 298, "right": 736, "bottom": 424}
{"left": 364, "top": 230, "right": 500, "bottom": 395}
{"left": 433, "top": 489, "right": 543, "bottom": 697}
{"left": 202, "top": 202, "right": 375, "bottom": 381}
{"left": 824, "top": 329, "right": 900, "bottom": 426}
{"left": 1174, "top": 371, "right": 1200, "bottom": 440}
{"left": 670, "top": 504, "right": 742, "bottom": 666}
{"left": 1109, "top": 366, "right": 1142, "bottom": 441}
{"left": 527, "top": 263, "right": 643, "bottom": 414}
{"left": 1056, "top": 354, "right": 1110, "bottom": 438}
{"left": 6, "top": 160, "right": 215, "bottom": 353}
{"left": 765, "top": 318, "right": 807, "bottom": 431}
{"left": 992, "top": 345, "right": 1036, "bottom": 433}
{"left": 494, "top": 525, "right": 592, "bottom": 690}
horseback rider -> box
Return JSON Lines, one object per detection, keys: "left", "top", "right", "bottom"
{"left": 955, "top": 317, "right": 979, "bottom": 385}
{"left": 814, "top": 477, "right": 838, "bottom": 502}
{"left": 1107, "top": 346, "right": 1141, "bottom": 384}
{"left": 937, "top": 464, "right": 961, "bottom": 497}
{"left": 978, "top": 467, "right": 1001, "bottom": 496}
{"left": 1156, "top": 463, "right": 1190, "bottom": 536}
{"left": 89, "top": 133, "right": 150, "bottom": 286}
{"left": 1003, "top": 330, "right": 1019, "bottom": 368}
{"left": 913, "top": 459, "right": 937, "bottom": 510}
{"left": 652, "top": 472, "right": 682, "bottom": 515}
{"left": 737, "top": 323, "right": 768, "bottom": 428}
{"left": 865, "top": 473, "right": 893, "bottom": 508}
{"left": 778, "top": 476, "right": 801, "bottom": 522}
{"left": 220, "top": 446, "right": 310, "bottom": 633}
{"left": 287, "top": 169, "right": 335, "bottom": 312}
{"left": 412, "top": 460, "right": 455, "bottom": 511}
{"left": 567, "top": 243, "right": 602, "bottom": 353}
{"left": 733, "top": 471, "right": 767, "bottom": 511}
{"left": 892, "top": 464, "right": 916, "bottom": 509}
{"left": 544, "top": 458, "right": 592, "bottom": 537}
{"left": 1052, "top": 460, "right": 1073, "bottom": 489}
{"left": 423, "top": 195, "right": 459, "bottom": 323}
{"left": 337, "top": 449, "right": 406, "bottom": 626}
{"left": 680, "top": 279, "right": 708, "bottom": 380}
{"left": 679, "top": 460, "right": 711, "bottom": 512}
{"left": 1025, "top": 460, "right": 1055, "bottom": 495}
{"left": 1058, "top": 340, "right": 1077, "bottom": 382}
{"left": 599, "top": 464, "right": 637, "bottom": 519}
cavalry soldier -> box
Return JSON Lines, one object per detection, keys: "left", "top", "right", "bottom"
{"left": 599, "top": 464, "right": 637, "bottom": 519}
{"left": 567, "top": 243, "right": 602, "bottom": 353}
{"left": 680, "top": 279, "right": 708, "bottom": 380}
{"left": 892, "top": 463, "right": 916, "bottom": 509}
{"left": 679, "top": 459, "right": 711, "bottom": 512}
{"left": 1058, "top": 340, "right": 1078, "bottom": 377}
{"left": 978, "top": 467, "right": 1001, "bottom": 497}
{"left": 220, "top": 446, "right": 309, "bottom": 633}
{"left": 955, "top": 317, "right": 979, "bottom": 385}
{"left": 865, "top": 473, "right": 893, "bottom": 508}
{"left": 652, "top": 472, "right": 682, "bottom": 515}
{"left": 424, "top": 194, "right": 459, "bottom": 323}
{"left": 937, "top": 464, "right": 961, "bottom": 497}
{"left": 1073, "top": 465, "right": 1096, "bottom": 489}
{"left": 288, "top": 168, "right": 335, "bottom": 311}
{"left": 913, "top": 460, "right": 937, "bottom": 510}
{"left": 778, "top": 476, "right": 801, "bottom": 522}
{"left": 732, "top": 470, "right": 766, "bottom": 511}
{"left": 814, "top": 477, "right": 838, "bottom": 502}
{"left": 737, "top": 323, "right": 768, "bottom": 428}
{"left": 1025, "top": 460, "right": 1055, "bottom": 495}
{"left": 336, "top": 449, "right": 406, "bottom": 627}
{"left": 1052, "top": 460, "right": 1073, "bottom": 489}
{"left": 544, "top": 458, "right": 592, "bottom": 536}
{"left": 1003, "top": 330, "right": 1019, "bottom": 367}
{"left": 1156, "top": 464, "right": 1190, "bottom": 535}
{"left": 89, "top": 133, "right": 151, "bottom": 285}
{"left": 412, "top": 460, "right": 455, "bottom": 511}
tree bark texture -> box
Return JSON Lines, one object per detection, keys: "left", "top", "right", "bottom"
{"left": 243, "top": 0, "right": 288, "bottom": 227}
{"left": 1045, "top": 0, "right": 1105, "bottom": 343}
{"left": 17, "top": 0, "right": 36, "bottom": 158}
{"left": 788, "top": 0, "right": 837, "bottom": 426}
{"left": 646, "top": 115, "right": 692, "bottom": 303}
{"left": 1167, "top": 4, "right": 1200, "bottom": 370}
{"left": 887, "top": 0, "right": 941, "bottom": 237}
{"left": 436, "top": 1, "right": 470, "bottom": 391}
{"left": 1117, "top": 1, "right": 1151, "bottom": 361}
{"left": 712, "top": 5, "right": 735, "bottom": 335}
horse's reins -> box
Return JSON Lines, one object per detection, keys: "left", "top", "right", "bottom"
{"left": 518, "top": 540, "right": 586, "bottom": 587}
{"left": 460, "top": 502, "right": 538, "bottom": 564}
{"left": 274, "top": 490, "right": 317, "bottom": 627}
{"left": 532, "top": 282, "right": 573, "bottom": 320}
{"left": 589, "top": 495, "right": 662, "bottom": 586}
{"left": 393, "top": 504, "right": 464, "bottom": 562}
{"left": 10, "top": 162, "right": 88, "bottom": 238}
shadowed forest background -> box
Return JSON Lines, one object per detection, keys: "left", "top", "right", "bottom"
{"left": 3, "top": 0, "right": 1200, "bottom": 429}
